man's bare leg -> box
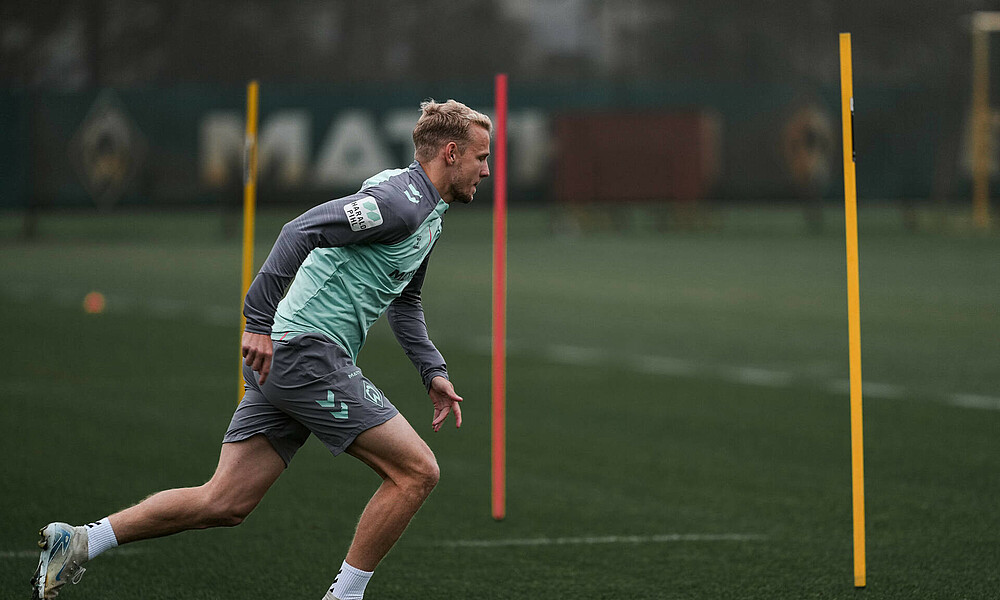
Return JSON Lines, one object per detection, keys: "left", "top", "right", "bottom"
{"left": 343, "top": 413, "right": 440, "bottom": 570}
{"left": 110, "top": 433, "right": 286, "bottom": 543}
{"left": 33, "top": 434, "right": 286, "bottom": 599}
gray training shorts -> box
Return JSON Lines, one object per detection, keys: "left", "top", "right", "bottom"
{"left": 224, "top": 332, "right": 399, "bottom": 465}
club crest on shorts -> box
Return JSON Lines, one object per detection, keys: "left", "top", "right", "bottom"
{"left": 363, "top": 381, "right": 385, "bottom": 407}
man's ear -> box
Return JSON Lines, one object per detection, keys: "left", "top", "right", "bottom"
{"left": 445, "top": 141, "right": 458, "bottom": 165}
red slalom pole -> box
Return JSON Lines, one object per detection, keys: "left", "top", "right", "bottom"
{"left": 491, "top": 73, "right": 508, "bottom": 521}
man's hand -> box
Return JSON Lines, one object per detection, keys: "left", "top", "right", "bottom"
{"left": 241, "top": 331, "right": 274, "bottom": 384}
{"left": 429, "top": 376, "right": 463, "bottom": 432}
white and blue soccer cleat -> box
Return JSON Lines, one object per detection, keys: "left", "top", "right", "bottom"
{"left": 31, "top": 523, "right": 89, "bottom": 599}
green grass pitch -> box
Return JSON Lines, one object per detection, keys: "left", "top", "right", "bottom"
{"left": 1, "top": 206, "right": 998, "bottom": 598}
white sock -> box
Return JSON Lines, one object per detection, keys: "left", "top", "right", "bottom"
{"left": 328, "top": 560, "right": 373, "bottom": 600}
{"left": 85, "top": 518, "right": 118, "bottom": 560}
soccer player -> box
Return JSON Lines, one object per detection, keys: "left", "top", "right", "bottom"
{"left": 32, "top": 99, "right": 492, "bottom": 600}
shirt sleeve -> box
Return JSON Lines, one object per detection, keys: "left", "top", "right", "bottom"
{"left": 243, "top": 193, "right": 405, "bottom": 335}
{"left": 386, "top": 252, "right": 449, "bottom": 391}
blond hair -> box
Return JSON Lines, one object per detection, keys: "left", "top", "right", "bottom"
{"left": 412, "top": 99, "right": 492, "bottom": 161}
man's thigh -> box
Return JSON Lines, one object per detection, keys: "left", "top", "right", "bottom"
{"left": 210, "top": 433, "right": 286, "bottom": 502}
{"left": 345, "top": 414, "right": 436, "bottom": 481}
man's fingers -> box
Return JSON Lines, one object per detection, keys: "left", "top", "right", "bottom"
{"left": 429, "top": 379, "right": 463, "bottom": 432}
{"left": 258, "top": 357, "right": 270, "bottom": 384}
{"left": 242, "top": 349, "right": 272, "bottom": 384}
{"left": 431, "top": 401, "right": 461, "bottom": 432}
{"left": 241, "top": 332, "right": 274, "bottom": 385}
{"left": 432, "top": 405, "right": 453, "bottom": 432}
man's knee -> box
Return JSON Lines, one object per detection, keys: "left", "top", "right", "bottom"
{"left": 197, "top": 435, "right": 283, "bottom": 528}
{"left": 215, "top": 501, "right": 253, "bottom": 527}
{"left": 199, "top": 484, "right": 260, "bottom": 527}
{"left": 402, "top": 453, "right": 440, "bottom": 498}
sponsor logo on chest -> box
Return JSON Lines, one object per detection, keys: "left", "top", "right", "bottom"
{"left": 388, "top": 268, "right": 416, "bottom": 282}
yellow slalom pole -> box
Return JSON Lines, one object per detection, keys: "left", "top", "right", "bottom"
{"left": 839, "top": 33, "right": 866, "bottom": 589}
{"left": 239, "top": 80, "right": 259, "bottom": 403}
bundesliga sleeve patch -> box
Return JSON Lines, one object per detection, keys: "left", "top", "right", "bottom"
{"left": 344, "top": 196, "right": 384, "bottom": 231}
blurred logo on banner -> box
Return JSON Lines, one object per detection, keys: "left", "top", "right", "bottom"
{"left": 199, "top": 108, "right": 549, "bottom": 192}
{"left": 781, "top": 103, "right": 834, "bottom": 197}
{"left": 69, "top": 90, "right": 147, "bottom": 209}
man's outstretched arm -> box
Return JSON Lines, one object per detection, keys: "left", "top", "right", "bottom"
{"left": 386, "top": 254, "right": 449, "bottom": 389}
{"left": 387, "top": 255, "right": 461, "bottom": 430}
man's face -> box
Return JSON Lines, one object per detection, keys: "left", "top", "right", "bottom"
{"left": 449, "top": 125, "right": 491, "bottom": 204}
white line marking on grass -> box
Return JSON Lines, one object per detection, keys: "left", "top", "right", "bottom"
{"left": 471, "top": 335, "right": 533, "bottom": 357}
{"left": 826, "top": 379, "right": 908, "bottom": 400}
{"left": 860, "top": 381, "right": 907, "bottom": 399}
{"left": 544, "top": 344, "right": 606, "bottom": 366}
{"left": 1, "top": 548, "right": 144, "bottom": 559}
{"left": 147, "top": 298, "right": 187, "bottom": 318}
{"left": 948, "top": 394, "right": 1000, "bottom": 411}
{"left": 719, "top": 367, "right": 794, "bottom": 388}
{"left": 202, "top": 305, "right": 235, "bottom": 326}
{"left": 437, "top": 533, "right": 767, "bottom": 548}
{"left": 0, "top": 551, "right": 39, "bottom": 558}
{"left": 5, "top": 285, "right": 1000, "bottom": 412}
{"left": 825, "top": 379, "right": 850, "bottom": 395}
{"left": 0, "top": 550, "right": 42, "bottom": 558}
{"left": 631, "top": 355, "right": 699, "bottom": 377}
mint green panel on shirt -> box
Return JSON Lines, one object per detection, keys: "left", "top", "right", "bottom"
{"left": 271, "top": 199, "right": 448, "bottom": 361}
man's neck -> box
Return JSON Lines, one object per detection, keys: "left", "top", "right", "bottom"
{"left": 418, "top": 159, "right": 452, "bottom": 204}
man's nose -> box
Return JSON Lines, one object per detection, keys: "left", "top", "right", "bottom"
{"left": 481, "top": 163, "right": 490, "bottom": 178}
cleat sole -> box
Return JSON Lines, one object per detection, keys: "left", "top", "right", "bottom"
{"left": 33, "top": 526, "right": 49, "bottom": 599}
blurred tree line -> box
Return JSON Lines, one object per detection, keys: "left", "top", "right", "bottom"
{"left": 2, "top": 0, "right": 995, "bottom": 89}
